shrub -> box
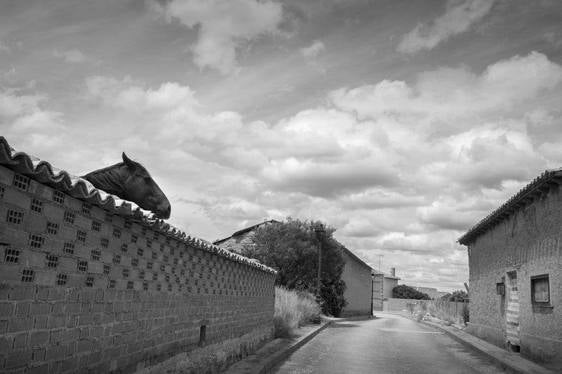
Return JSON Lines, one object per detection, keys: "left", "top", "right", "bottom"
{"left": 274, "top": 286, "right": 321, "bottom": 338}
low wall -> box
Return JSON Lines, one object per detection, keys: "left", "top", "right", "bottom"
{"left": 383, "top": 298, "right": 468, "bottom": 324}
{"left": 0, "top": 165, "right": 276, "bottom": 373}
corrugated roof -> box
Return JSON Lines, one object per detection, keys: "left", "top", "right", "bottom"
{"left": 0, "top": 136, "right": 277, "bottom": 274}
{"left": 458, "top": 168, "right": 562, "bottom": 245}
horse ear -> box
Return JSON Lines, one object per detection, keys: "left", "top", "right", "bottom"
{"left": 122, "top": 152, "right": 137, "bottom": 170}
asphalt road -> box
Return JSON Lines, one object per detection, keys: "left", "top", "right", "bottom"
{"left": 272, "top": 313, "right": 506, "bottom": 374}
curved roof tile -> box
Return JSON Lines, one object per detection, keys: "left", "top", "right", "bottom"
{"left": 458, "top": 168, "right": 562, "bottom": 245}
{"left": 0, "top": 136, "right": 277, "bottom": 274}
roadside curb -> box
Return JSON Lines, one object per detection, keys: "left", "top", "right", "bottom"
{"left": 226, "top": 320, "right": 333, "bottom": 374}
{"left": 418, "top": 319, "right": 555, "bottom": 374}
{"left": 258, "top": 320, "right": 333, "bottom": 374}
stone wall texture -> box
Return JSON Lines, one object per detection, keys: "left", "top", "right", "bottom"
{"left": 0, "top": 165, "right": 276, "bottom": 373}
{"left": 465, "top": 184, "right": 562, "bottom": 368}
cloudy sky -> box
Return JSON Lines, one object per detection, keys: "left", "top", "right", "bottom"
{"left": 2, "top": 0, "right": 562, "bottom": 291}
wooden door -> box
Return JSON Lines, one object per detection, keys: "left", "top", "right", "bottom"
{"left": 506, "top": 271, "right": 520, "bottom": 349}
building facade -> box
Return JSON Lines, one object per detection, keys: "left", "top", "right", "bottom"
{"left": 459, "top": 169, "right": 562, "bottom": 368}
{"left": 215, "top": 222, "right": 374, "bottom": 317}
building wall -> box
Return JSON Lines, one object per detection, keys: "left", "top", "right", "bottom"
{"left": 0, "top": 166, "right": 276, "bottom": 373}
{"left": 466, "top": 185, "right": 562, "bottom": 367}
{"left": 383, "top": 277, "right": 399, "bottom": 299}
{"left": 372, "top": 273, "right": 384, "bottom": 311}
{"left": 340, "top": 250, "right": 372, "bottom": 316}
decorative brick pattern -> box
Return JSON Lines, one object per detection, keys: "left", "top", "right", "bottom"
{"left": 0, "top": 164, "right": 276, "bottom": 373}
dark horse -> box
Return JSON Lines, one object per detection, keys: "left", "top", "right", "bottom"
{"left": 82, "top": 153, "right": 171, "bottom": 219}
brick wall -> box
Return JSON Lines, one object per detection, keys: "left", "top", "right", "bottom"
{"left": 465, "top": 184, "right": 562, "bottom": 367}
{"left": 0, "top": 165, "right": 276, "bottom": 373}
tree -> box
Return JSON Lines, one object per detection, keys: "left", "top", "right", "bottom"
{"left": 239, "top": 218, "right": 347, "bottom": 316}
{"left": 392, "top": 285, "right": 431, "bottom": 300}
{"left": 448, "top": 290, "right": 468, "bottom": 302}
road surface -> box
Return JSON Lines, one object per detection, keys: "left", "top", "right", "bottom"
{"left": 273, "top": 312, "right": 505, "bottom": 374}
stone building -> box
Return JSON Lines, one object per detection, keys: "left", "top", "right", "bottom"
{"left": 215, "top": 222, "right": 374, "bottom": 317}
{"left": 459, "top": 169, "right": 562, "bottom": 368}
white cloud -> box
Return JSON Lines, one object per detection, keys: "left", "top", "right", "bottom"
{"left": 300, "top": 40, "right": 325, "bottom": 59}
{"left": 397, "top": 0, "right": 495, "bottom": 54}
{"left": 152, "top": 0, "right": 283, "bottom": 74}
{"left": 53, "top": 49, "right": 87, "bottom": 63}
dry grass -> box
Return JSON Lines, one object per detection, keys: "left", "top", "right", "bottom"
{"left": 273, "top": 286, "right": 321, "bottom": 338}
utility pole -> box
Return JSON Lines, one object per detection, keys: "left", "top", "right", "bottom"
{"left": 314, "top": 223, "right": 325, "bottom": 296}
{"left": 378, "top": 254, "right": 384, "bottom": 272}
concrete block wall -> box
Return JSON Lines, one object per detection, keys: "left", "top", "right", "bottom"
{"left": 0, "top": 165, "right": 276, "bottom": 373}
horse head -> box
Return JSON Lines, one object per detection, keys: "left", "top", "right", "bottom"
{"left": 120, "top": 153, "right": 171, "bottom": 219}
{"left": 83, "top": 153, "right": 171, "bottom": 219}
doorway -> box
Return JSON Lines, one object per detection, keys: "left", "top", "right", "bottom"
{"left": 505, "top": 271, "right": 520, "bottom": 351}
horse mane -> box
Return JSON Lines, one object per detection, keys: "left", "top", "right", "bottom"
{"left": 82, "top": 162, "right": 127, "bottom": 197}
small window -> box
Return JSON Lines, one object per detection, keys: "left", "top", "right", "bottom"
{"left": 77, "top": 260, "right": 88, "bottom": 272}
{"left": 100, "top": 238, "right": 109, "bottom": 248}
{"left": 91, "top": 221, "right": 101, "bottom": 232}
{"left": 4, "top": 247, "right": 20, "bottom": 263}
{"left": 153, "top": 232, "right": 159, "bottom": 241}
{"left": 137, "top": 248, "right": 144, "bottom": 257}
{"left": 103, "top": 264, "right": 111, "bottom": 274}
{"left": 105, "top": 212, "right": 113, "bottom": 223}
{"left": 0, "top": 186, "right": 4, "bottom": 199}
{"left": 21, "top": 268, "right": 34, "bottom": 282}
{"left": 124, "top": 220, "right": 132, "bottom": 229}
{"left": 131, "top": 258, "right": 138, "bottom": 267}
{"left": 127, "top": 281, "right": 134, "bottom": 289}
{"left": 152, "top": 252, "right": 157, "bottom": 260}
{"left": 53, "top": 190, "right": 65, "bottom": 204}
{"left": 113, "top": 228, "right": 121, "bottom": 238}
{"left": 76, "top": 230, "right": 86, "bottom": 243}
{"left": 63, "top": 242, "right": 75, "bottom": 254}
{"left": 46, "top": 254, "right": 58, "bottom": 268}
{"left": 46, "top": 222, "right": 58, "bottom": 235}
{"left": 139, "top": 270, "right": 145, "bottom": 279}
{"left": 108, "top": 279, "right": 116, "bottom": 289}
{"left": 121, "top": 244, "right": 128, "bottom": 253}
{"left": 156, "top": 283, "right": 161, "bottom": 291}
{"left": 30, "top": 199, "right": 43, "bottom": 213}
{"left": 63, "top": 211, "right": 75, "bottom": 224}
{"left": 91, "top": 249, "right": 101, "bottom": 261}
{"left": 147, "top": 262, "right": 153, "bottom": 270}
{"left": 152, "top": 273, "right": 158, "bottom": 281}
{"left": 141, "top": 227, "right": 147, "bottom": 236}
{"left": 531, "top": 274, "right": 550, "bottom": 304}
{"left": 143, "top": 281, "right": 148, "bottom": 291}
{"left": 85, "top": 276, "right": 94, "bottom": 287}
{"left": 122, "top": 268, "right": 129, "bottom": 278}
{"left": 131, "top": 234, "right": 138, "bottom": 244}
{"left": 56, "top": 273, "right": 67, "bottom": 286}
{"left": 113, "top": 254, "right": 121, "bottom": 264}
{"left": 146, "top": 239, "right": 152, "bottom": 248}
{"left": 29, "top": 234, "right": 44, "bottom": 248}
{"left": 82, "top": 203, "right": 91, "bottom": 216}
{"left": 13, "top": 174, "right": 30, "bottom": 191}
{"left": 6, "top": 209, "right": 24, "bottom": 225}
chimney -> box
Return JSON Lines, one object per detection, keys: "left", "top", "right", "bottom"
{"left": 390, "top": 267, "right": 396, "bottom": 277}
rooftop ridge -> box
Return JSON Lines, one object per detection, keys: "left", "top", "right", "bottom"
{"left": 0, "top": 136, "right": 277, "bottom": 274}
{"left": 458, "top": 168, "right": 562, "bottom": 245}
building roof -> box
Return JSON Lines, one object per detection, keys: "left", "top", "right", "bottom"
{"left": 337, "top": 243, "right": 374, "bottom": 271}
{"left": 213, "top": 220, "right": 280, "bottom": 245}
{"left": 458, "top": 168, "right": 562, "bottom": 245}
{"left": 0, "top": 136, "right": 276, "bottom": 274}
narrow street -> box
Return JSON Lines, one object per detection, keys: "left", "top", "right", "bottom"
{"left": 273, "top": 313, "right": 505, "bottom": 374}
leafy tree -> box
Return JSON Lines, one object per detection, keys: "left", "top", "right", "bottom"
{"left": 392, "top": 285, "right": 431, "bottom": 300}
{"left": 239, "top": 218, "right": 347, "bottom": 316}
{"left": 448, "top": 290, "right": 468, "bottom": 302}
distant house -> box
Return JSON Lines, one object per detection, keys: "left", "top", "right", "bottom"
{"left": 338, "top": 244, "right": 374, "bottom": 317}
{"left": 372, "top": 268, "right": 400, "bottom": 311}
{"left": 214, "top": 221, "right": 374, "bottom": 317}
{"left": 459, "top": 169, "right": 562, "bottom": 368}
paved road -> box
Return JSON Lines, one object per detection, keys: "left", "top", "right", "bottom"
{"left": 273, "top": 313, "right": 505, "bottom": 374}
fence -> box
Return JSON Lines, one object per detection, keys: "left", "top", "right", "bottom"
{"left": 0, "top": 155, "right": 277, "bottom": 374}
